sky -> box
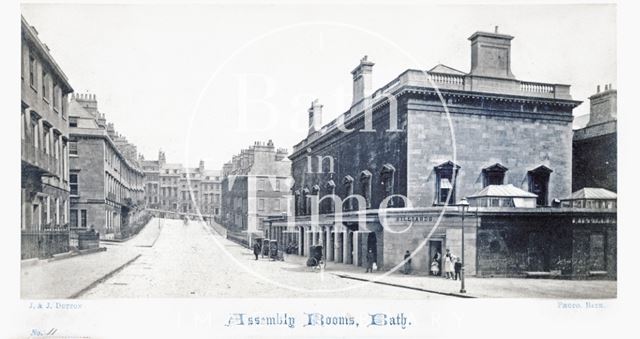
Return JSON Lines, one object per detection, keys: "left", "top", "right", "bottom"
{"left": 20, "top": 3, "right": 616, "bottom": 170}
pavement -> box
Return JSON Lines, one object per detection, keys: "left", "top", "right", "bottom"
{"left": 20, "top": 217, "right": 163, "bottom": 299}
{"left": 21, "top": 217, "right": 617, "bottom": 299}
{"left": 81, "top": 219, "right": 441, "bottom": 299}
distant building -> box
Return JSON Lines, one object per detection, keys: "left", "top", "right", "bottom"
{"left": 21, "top": 16, "right": 74, "bottom": 258}
{"left": 140, "top": 153, "right": 161, "bottom": 210}
{"left": 68, "top": 93, "right": 145, "bottom": 239}
{"left": 144, "top": 151, "right": 221, "bottom": 220}
{"left": 220, "top": 141, "right": 292, "bottom": 245}
{"left": 573, "top": 85, "right": 617, "bottom": 192}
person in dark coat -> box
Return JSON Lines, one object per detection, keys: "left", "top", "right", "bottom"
{"left": 365, "top": 249, "right": 375, "bottom": 273}
{"left": 403, "top": 250, "right": 412, "bottom": 274}
{"left": 253, "top": 241, "right": 260, "bottom": 260}
{"left": 454, "top": 257, "right": 462, "bottom": 280}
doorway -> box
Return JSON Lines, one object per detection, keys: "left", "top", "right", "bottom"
{"left": 428, "top": 240, "right": 443, "bottom": 276}
{"left": 367, "top": 232, "right": 377, "bottom": 264}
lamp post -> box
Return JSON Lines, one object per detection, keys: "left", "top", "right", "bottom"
{"left": 457, "top": 198, "right": 470, "bottom": 293}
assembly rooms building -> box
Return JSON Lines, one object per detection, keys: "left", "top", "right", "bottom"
{"left": 265, "top": 30, "right": 616, "bottom": 279}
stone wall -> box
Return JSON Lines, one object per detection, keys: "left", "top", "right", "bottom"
{"left": 572, "top": 132, "right": 617, "bottom": 192}
{"left": 291, "top": 103, "right": 408, "bottom": 212}
{"left": 406, "top": 96, "right": 573, "bottom": 207}
{"left": 476, "top": 214, "right": 616, "bottom": 278}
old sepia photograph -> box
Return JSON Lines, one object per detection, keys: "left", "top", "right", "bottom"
{"left": 3, "top": 0, "right": 633, "bottom": 338}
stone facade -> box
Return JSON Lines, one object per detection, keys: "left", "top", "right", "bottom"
{"left": 220, "top": 141, "right": 292, "bottom": 244}
{"left": 278, "top": 29, "right": 611, "bottom": 277}
{"left": 573, "top": 86, "right": 617, "bottom": 192}
{"left": 68, "top": 94, "right": 145, "bottom": 239}
{"left": 143, "top": 151, "right": 222, "bottom": 220}
{"left": 21, "top": 16, "right": 74, "bottom": 258}
{"left": 476, "top": 211, "right": 616, "bottom": 279}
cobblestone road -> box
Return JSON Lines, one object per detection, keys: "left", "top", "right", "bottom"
{"left": 81, "top": 219, "right": 441, "bottom": 298}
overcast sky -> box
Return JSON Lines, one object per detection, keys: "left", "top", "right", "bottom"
{"left": 21, "top": 4, "right": 616, "bottom": 170}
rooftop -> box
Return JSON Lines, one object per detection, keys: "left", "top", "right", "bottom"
{"left": 567, "top": 188, "right": 617, "bottom": 200}
{"left": 468, "top": 184, "right": 538, "bottom": 199}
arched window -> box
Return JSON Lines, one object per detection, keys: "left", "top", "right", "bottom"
{"left": 325, "top": 180, "right": 336, "bottom": 213}
{"left": 302, "top": 188, "right": 310, "bottom": 215}
{"left": 360, "top": 170, "right": 372, "bottom": 208}
{"left": 380, "top": 164, "right": 396, "bottom": 206}
{"left": 343, "top": 175, "right": 354, "bottom": 211}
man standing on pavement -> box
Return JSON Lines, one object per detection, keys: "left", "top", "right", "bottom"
{"left": 403, "top": 250, "right": 412, "bottom": 274}
{"left": 365, "top": 249, "right": 375, "bottom": 273}
{"left": 253, "top": 241, "right": 260, "bottom": 260}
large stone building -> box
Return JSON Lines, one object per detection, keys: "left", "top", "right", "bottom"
{"left": 143, "top": 151, "right": 222, "bottom": 220}
{"left": 220, "top": 141, "right": 292, "bottom": 245}
{"left": 21, "top": 16, "right": 74, "bottom": 258}
{"left": 266, "top": 29, "right": 616, "bottom": 279}
{"left": 573, "top": 85, "right": 617, "bottom": 192}
{"left": 68, "top": 93, "right": 145, "bottom": 239}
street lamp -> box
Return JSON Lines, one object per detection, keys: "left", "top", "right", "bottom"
{"left": 457, "top": 197, "right": 470, "bottom": 293}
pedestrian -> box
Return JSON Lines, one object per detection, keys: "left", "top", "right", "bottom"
{"left": 430, "top": 259, "right": 440, "bottom": 276}
{"left": 444, "top": 249, "right": 454, "bottom": 279}
{"left": 365, "top": 249, "right": 375, "bottom": 273}
{"left": 253, "top": 241, "right": 260, "bottom": 260}
{"left": 403, "top": 250, "right": 412, "bottom": 274}
{"left": 454, "top": 257, "right": 462, "bottom": 280}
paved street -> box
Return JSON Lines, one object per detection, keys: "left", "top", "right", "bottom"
{"left": 23, "top": 217, "right": 616, "bottom": 299}
{"left": 81, "top": 218, "right": 440, "bottom": 299}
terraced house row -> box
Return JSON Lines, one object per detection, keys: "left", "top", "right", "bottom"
{"left": 20, "top": 16, "right": 74, "bottom": 258}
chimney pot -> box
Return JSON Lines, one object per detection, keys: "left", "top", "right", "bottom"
{"left": 308, "top": 99, "right": 323, "bottom": 135}
{"left": 351, "top": 56, "right": 375, "bottom": 105}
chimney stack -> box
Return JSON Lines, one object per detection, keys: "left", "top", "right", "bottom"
{"left": 587, "top": 83, "right": 616, "bottom": 126}
{"left": 199, "top": 160, "right": 205, "bottom": 172}
{"left": 468, "top": 30, "right": 515, "bottom": 79}
{"left": 351, "top": 55, "right": 375, "bottom": 105}
{"left": 308, "top": 99, "right": 323, "bottom": 135}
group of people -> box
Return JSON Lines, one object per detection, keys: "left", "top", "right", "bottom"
{"left": 430, "top": 249, "right": 462, "bottom": 280}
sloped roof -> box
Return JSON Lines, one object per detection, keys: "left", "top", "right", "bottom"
{"left": 573, "top": 114, "right": 590, "bottom": 130}
{"left": 468, "top": 184, "right": 538, "bottom": 198}
{"left": 569, "top": 187, "right": 617, "bottom": 200}
{"left": 428, "top": 64, "right": 466, "bottom": 75}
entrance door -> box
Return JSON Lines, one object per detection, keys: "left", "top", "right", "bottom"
{"left": 428, "top": 240, "right": 443, "bottom": 276}
{"left": 527, "top": 232, "right": 549, "bottom": 271}
{"left": 367, "top": 233, "right": 377, "bottom": 264}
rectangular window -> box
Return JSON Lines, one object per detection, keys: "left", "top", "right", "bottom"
{"left": 43, "top": 127, "right": 50, "bottom": 155}
{"left": 80, "top": 210, "right": 87, "bottom": 228}
{"left": 70, "top": 174, "right": 78, "bottom": 195}
{"left": 32, "top": 120, "right": 39, "bottom": 149}
{"left": 69, "top": 141, "right": 78, "bottom": 155}
{"left": 434, "top": 162, "right": 458, "bottom": 205}
{"left": 273, "top": 199, "right": 280, "bottom": 211}
{"left": 70, "top": 209, "right": 78, "bottom": 228}
{"left": 53, "top": 84, "right": 59, "bottom": 110}
{"left": 275, "top": 179, "right": 281, "bottom": 191}
{"left": 258, "top": 199, "right": 265, "bottom": 211}
{"left": 29, "top": 54, "right": 36, "bottom": 87}
{"left": 69, "top": 117, "right": 78, "bottom": 128}
{"left": 42, "top": 71, "right": 48, "bottom": 100}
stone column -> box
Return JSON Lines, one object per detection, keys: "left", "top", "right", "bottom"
{"left": 334, "top": 230, "right": 343, "bottom": 263}
{"left": 298, "top": 227, "right": 303, "bottom": 256}
{"left": 326, "top": 227, "right": 334, "bottom": 262}
{"left": 344, "top": 231, "right": 353, "bottom": 265}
